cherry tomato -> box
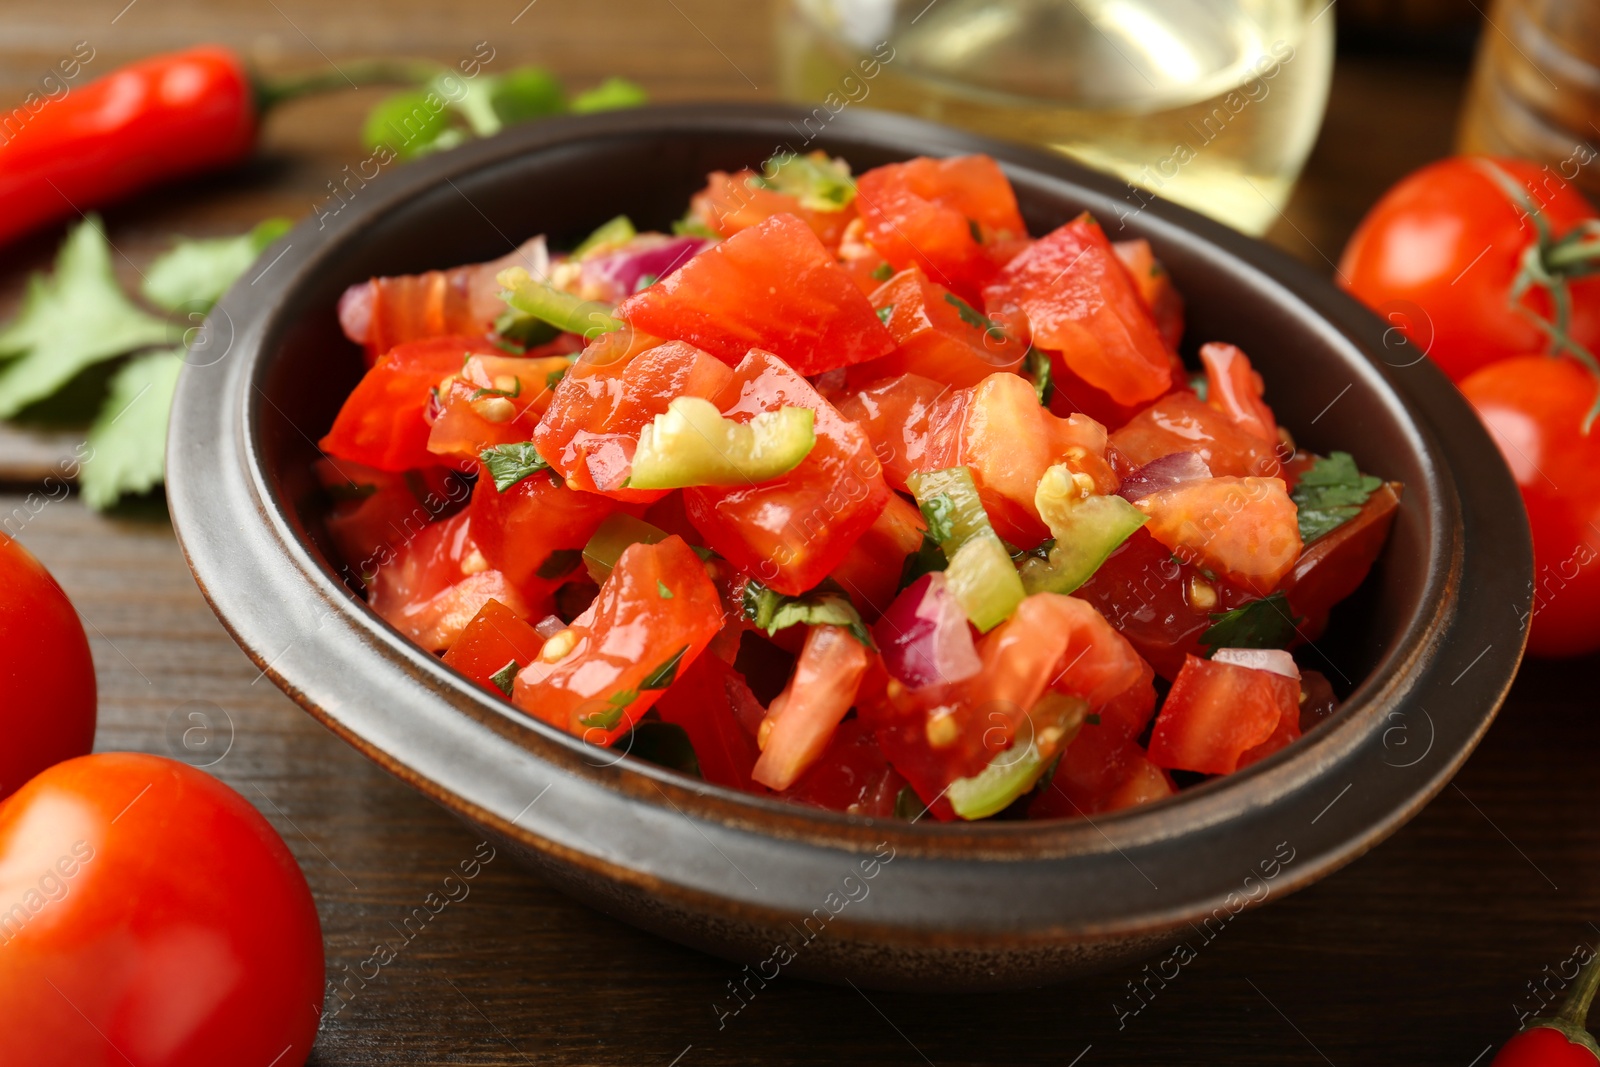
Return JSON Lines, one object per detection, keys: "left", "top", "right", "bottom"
{"left": 1338, "top": 156, "right": 1600, "bottom": 382}
{"left": 0, "top": 533, "right": 95, "bottom": 800}
{"left": 855, "top": 154, "right": 1028, "bottom": 303}
{"left": 616, "top": 213, "right": 896, "bottom": 375}
{"left": 0, "top": 753, "right": 323, "bottom": 1067}
{"left": 321, "top": 335, "right": 504, "bottom": 472}
{"left": 1461, "top": 354, "right": 1600, "bottom": 657}
{"left": 984, "top": 214, "right": 1173, "bottom": 407}
{"left": 1491, "top": 1025, "right": 1600, "bottom": 1067}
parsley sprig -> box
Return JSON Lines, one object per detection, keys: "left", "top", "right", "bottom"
{"left": 1291, "top": 452, "right": 1382, "bottom": 543}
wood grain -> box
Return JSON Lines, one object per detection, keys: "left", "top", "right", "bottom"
{"left": 4, "top": 4, "right": 1596, "bottom": 1064}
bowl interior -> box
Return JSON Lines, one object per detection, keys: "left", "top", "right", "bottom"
{"left": 252, "top": 119, "right": 1434, "bottom": 819}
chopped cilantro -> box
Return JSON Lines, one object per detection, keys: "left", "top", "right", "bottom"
{"left": 656, "top": 579, "right": 674, "bottom": 599}
{"left": 943, "top": 292, "right": 1005, "bottom": 341}
{"left": 876, "top": 304, "right": 894, "bottom": 325}
{"left": 1201, "top": 591, "right": 1299, "bottom": 654}
{"left": 1023, "top": 347, "right": 1053, "bottom": 406}
{"left": 897, "top": 533, "right": 949, "bottom": 590}
{"left": 1189, "top": 372, "right": 1208, "bottom": 402}
{"left": 488, "top": 660, "right": 519, "bottom": 697}
{"left": 741, "top": 580, "right": 874, "bottom": 648}
{"left": 471, "top": 376, "right": 522, "bottom": 401}
{"left": 870, "top": 262, "right": 895, "bottom": 282}
{"left": 967, "top": 217, "right": 983, "bottom": 243}
{"left": 579, "top": 688, "right": 638, "bottom": 730}
{"left": 546, "top": 365, "right": 569, "bottom": 389}
{"left": 634, "top": 273, "right": 659, "bottom": 292}
{"left": 479, "top": 441, "right": 550, "bottom": 491}
{"left": 918, "top": 494, "right": 956, "bottom": 546}
{"left": 535, "top": 548, "right": 583, "bottom": 580}
{"left": 493, "top": 307, "right": 560, "bottom": 348}
{"left": 1292, "top": 451, "right": 1383, "bottom": 543}
{"left": 641, "top": 645, "right": 689, "bottom": 690}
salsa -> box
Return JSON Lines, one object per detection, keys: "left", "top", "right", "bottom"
{"left": 316, "top": 151, "right": 1400, "bottom": 821}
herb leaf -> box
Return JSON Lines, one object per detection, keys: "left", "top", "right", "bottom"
{"left": 641, "top": 646, "right": 689, "bottom": 690}
{"left": 943, "top": 292, "right": 1005, "bottom": 341}
{"left": 1023, "top": 347, "right": 1053, "bottom": 406}
{"left": 488, "top": 660, "right": 520, "bottom": 697}
{"left": 80, "top": 349, "right": 184, "bottom": 510}
{"left": 1291, "top": 452, "right": 1383, "bottom": 543}
{"left": 897, "top": 533, "right": 949, "bottom": 590}
{"left": 479, "top": 441, "right": 550, "bottom": 491}
{"left": 141, "top": 218, "right": 292, "bottom": 313}
{"left": 870, "top": 262, "right": 895, "bottom": 282}
{"left": 741, "top": 580, "right": 874, "bottom": 648}
{"left": 1201, "top": 591, "right": 1299, "bottom": 654}
{"left": 918, "top": 494, "right": 956, "bottom": 546}
{"left": 876, "top": 304, "right": 894, "bottom": 326}
{"left": 0, "top": 215, "right": 170, "bottom": 418}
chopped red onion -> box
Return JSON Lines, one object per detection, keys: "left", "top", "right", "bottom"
{"left": 1117, "top": 451, "right": 1212, "bottom": 501}
{"left": 874, "top": 573, "right": 981, "bottom": 689}
{"left": 337, "top": 282, "right": 373, "bottom": 345}
{"left": 1213, "top": 647, "right": 1300, "bottom": 680}
{"left": 533, "top": 614, "right": 568, "bottom": 639}
{"left": 582, "top": 235, "right": 712, "bottom": 300}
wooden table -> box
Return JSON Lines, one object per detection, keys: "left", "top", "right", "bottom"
{"left": 4, "top": 5, "right": 1595, "bottom": 1064}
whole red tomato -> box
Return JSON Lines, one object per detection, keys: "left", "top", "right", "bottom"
{"left": 0, "top": 532, "right": 95, "bottom": 799}
{"left": 0, "top": 752, "right": 324, "bottom": 1066}
{"left": 1339, "top": 156, "right": 1600, "bottom": 382}
{"left": 1461, "top": 355, "right": 1600, "bottom": 657}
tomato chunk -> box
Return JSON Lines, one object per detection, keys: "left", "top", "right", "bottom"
{"left": 321, "top": 335, "right": 504, "bottom": 472}
{"left": 314, "top": 459, "right": 470, "bottom": 579}
{"left": 1147, "top": 654, "right": 1300, "bottom": 775}
{"left": 1200, "top": 342, "right": 1278, "bottom": 445}
{"left": 426, "top": 352, "right": 575, "bottom": 464}
{"left": 984, "top": 214, "right": 1173, "bottom": 407}
{"left": 685, "top": 349, "right": 891, "bottom": 595}
{"left": 854, "top": 155, "right": 1026, "bottom": 303}
{"left": 688, "top": 168, "right": 855, "bottom": 249}
{"left": 651, "top": 648, "right": 765, "bottom": 793}
{"left": 513, "top": 535, "right": 723, "bottom": 744}
{"left": 441, "top": 599, "right": 546, "bottom": 697}
{"left": 829, "top": 491, "right": 926, "bottom": 620}
{"left": 533, "top": 339, "right": 733, "bottom": 502}
{"left": 753, "top": 624, "right": 871, "bottom": 791}
{"left": 846, "top": 267, "right": 1027, "bottom": 388}
{"left": 779, "top": 716, "right": 907, "bottom": 817}
{"left": 1282, "top": 481, "right": 1402, "bottom": 637}
{"left": 1110, "top": 390, "right": 1283, "bottom": 479}
{"left": 468, "top": 462, "right": 632, "bottom": 603}
{"left": 615, "top": 214, "right": 895, "bottom": 375}
{"left": 1112, "top": 238, "right": 1185, "bottom": 351}
{"left": 369, "top": 510, "right": 533, "bottom": 651}
{"left": 1133, "top": 476, "right": 1303, "bottom": 595}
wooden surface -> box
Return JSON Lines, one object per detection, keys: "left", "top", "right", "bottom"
{"left": 4, "top": 4, "right": 1597, "bottom": 1064}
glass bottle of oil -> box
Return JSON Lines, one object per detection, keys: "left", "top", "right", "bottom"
{"left": 777, "top": 0, "right": 1336, "bottom": 235}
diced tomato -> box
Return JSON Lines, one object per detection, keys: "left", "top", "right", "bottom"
{"left": 512, "top": 536, "right": 723, "bottom": 744}
{"left": 846, "top": 267, "right": 1027, "bottom": 388}
{"left": 314, "top": 459, "right": 471, "bottom": 579}
{"left": 753, "top": 625, "right": 871, "bottom": 790}
{"left": 369, "top": 510, "right": 534, "bottom": 651}
{"left": 321, "top": 335, "right": 505, "bottom": 472}
{"left": 1112, "top": 239, "right": 1185, "bottom": 351}
{"left": 533, "top": 339, "right": 733, "bottom": 502}
{"left": 1100, "top": 753, "right": 1177, "bottom": 810}
{"left": 1133, "top": 476, "right": 1303, "bottom": 596}
{"left": 1147, "top": 654, "right": 1300, "bottom": 775}
{"left": 441, "top": 599, "right": 546, "bottom": 698}
{"left": 688, "top": 169, "right": 855, "bottom": 249}
{"left": 1030, "top": 732, "right": 1174, "bottom": 818}
{"left": 1282, "top": 482, "right": 1402, "bottom": 637}
{"left": 829, "top": 491, "right": 926, "bottom": 621}
{"left": 864, "top": 591, "right": 1152, "bottom": 818}
{"left": 1200, "top": 342, "right": 1278, "bottom": 445}
{"left": 854, "top": 155, "right": 1027, "bottom": 304}
{"left": 615, "top": 214, "right": 896, "bottom": 375}
{"left": 426, "top": 352, "right": 575, "bottom": 464}
{"left": 468, "top": 462, "right": 632, "bottom": 603}
{"left": 685, "top": 349, "right": 891, "bottom": 595}
{"left": 651, "top": 649, "right": 765, "bottom": 793}
{"left": 779, "top": 717, "right": 907, "bottom": 816}
{"left": 837, "top": 217, "right": 893, "bottom": 295}
{"left": 1110, "top": 390, "right": 1284, "bottom": 479}
{"left": 839, "top": 371, "right": 1114, "bottom": 547}
{"left": 984, "top": 215, "right": 1173, "bottom": 407}
{"left": 1072, "top": 528, "right": 1257, "bottom": 680}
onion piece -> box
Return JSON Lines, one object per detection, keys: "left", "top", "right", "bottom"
{"left": 582, "top": 235, "right": 712, "bottom": 300}
{"left": 1117, "top": 451, "right": 1212, "bottom": 502}
{"left": 874, "top": 573, "right": 982, "bottom": 689}
{"left": 1213, "top": 647, "right": 1300, "bottom": 680}
{"left": 533, "top": 614, "right": 568, "bottom": 640}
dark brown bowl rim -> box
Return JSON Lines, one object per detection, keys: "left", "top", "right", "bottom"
{"left": 167, "top": 103, "right": 1530, "bottom": 943}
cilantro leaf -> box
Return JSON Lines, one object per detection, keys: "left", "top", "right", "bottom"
{"left": 918, "top": 494, "right": 955, "bottom": 546}
{"left": 1023, "top": 347, "right": 1053, "bottom": 406}
{"left": 897, "top": 533, "right": 949, "bottom": 590}
{"left": 0, "top": 215, "right": 170, "bottom": 418}
{"left": 876, "top": 304, "right": 894, "bottom": 325}
{"left": 79, "top": 349, "right": 185, "bottom": 510}
{"left": 1291, "top": 451, "right": 1383, "bottom": 543}
{"left": 741, "top": 580, "right": 874, "bottom": 648}
{"left": 488, "top": 660, "right": 520, "bottom": 697}
{"left": 140, "top": 218, "right": 292, "bottom": 313}
{"left": 479, "top": 441, "right": 549, "bottom": 491}
{"left": 1201, "top": 591, "right": 1299, "bottom": 654}
{"left": 870, "top": 262, "right": 894, "bottom": 282}
{"left": 641, "top": 646, "right": 689, "bottom": 690}
{"left": 943, "top": 292, "right": 1005, "bottom": 341}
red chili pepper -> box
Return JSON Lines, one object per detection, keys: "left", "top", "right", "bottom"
{"left": 0, "top": 46, "right": 437, "bottom": 248}
{"left": 1494, "top": 943, "right": 1600, "bottom": 1066}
